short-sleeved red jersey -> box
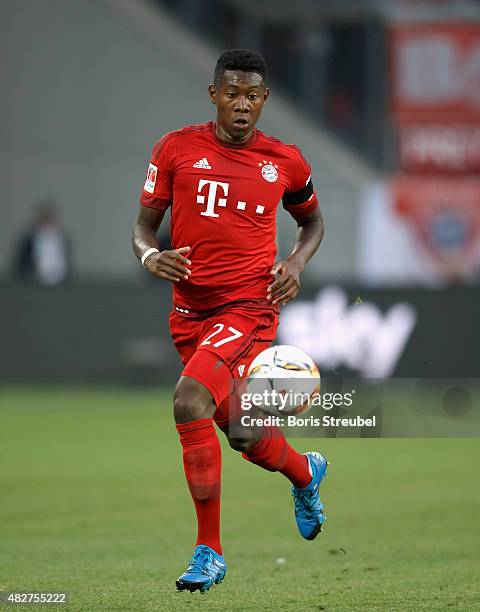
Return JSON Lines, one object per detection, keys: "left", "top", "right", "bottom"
{"left": 140, "top": 121, "right": 318, "bottom": 311}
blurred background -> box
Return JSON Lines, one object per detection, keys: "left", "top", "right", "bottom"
{"left": 1, "top": 0, "right": 480, "bottom": 384}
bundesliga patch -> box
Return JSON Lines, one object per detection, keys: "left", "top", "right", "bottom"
{"left": 259, "top": 160, "right": 279, "bottom": 183}
{"left": 144, "top": 163, "right": 157, "bottom": 193}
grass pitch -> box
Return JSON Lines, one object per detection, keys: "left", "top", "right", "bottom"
{"left": 1, "top": 387, "right": 479, "bottom": 611}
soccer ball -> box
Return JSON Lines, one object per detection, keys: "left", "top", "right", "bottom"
{"left": 247, "top": 345, "right": 320, "bottom": 417}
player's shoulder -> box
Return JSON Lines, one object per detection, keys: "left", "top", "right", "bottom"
{"left": 256, "top": 129, "right": 307, "bottom": 163}
{"left": 169, "top": 122, "right": 212, "bottom": 139}
{"left": 256, "top": 130, "right": 311, "bottom": 189}
{"left": 153, "top": 122, "right": 211, "bottom": 148}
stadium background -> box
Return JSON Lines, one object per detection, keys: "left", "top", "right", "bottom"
{"left": 1, "top": 1, "right": 479, "bottom": 610}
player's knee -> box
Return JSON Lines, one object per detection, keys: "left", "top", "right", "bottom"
{"left": 226, "top": 428, "right": 262, "bottom": 452}
{"left": 173, "top": 376, "right": 216, "bottom": 424}
{"left": 227, "top": 437, "right": 254, "bottom": 452}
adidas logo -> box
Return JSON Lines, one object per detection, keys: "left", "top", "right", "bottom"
{"left": 193, "top": 157, "right": 211, "bottom": 169}
{"left": 237, "top": 364, "right": 246, "bottom": 377}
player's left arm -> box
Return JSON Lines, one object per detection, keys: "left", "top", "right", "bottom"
{"left": 267, "top": 207, "right": 324, "bottom": 305}
{"left": 268, "top": 148, "right": 324, "bottom": 306}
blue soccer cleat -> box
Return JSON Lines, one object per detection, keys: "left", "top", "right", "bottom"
{"left": 292, "top": 451, "right": 328, "bottom": 540}
{"left": 176, "top": 544, "right": 227, "bottom": 594}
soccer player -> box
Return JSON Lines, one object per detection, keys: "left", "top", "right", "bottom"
{"left": 132, "top": 49, "right": 328, "bottom": 593}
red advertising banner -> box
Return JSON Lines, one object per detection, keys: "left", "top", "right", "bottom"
{"left": 392, "top": 176, "right": 480, "bottom": 280}
{"left": 390, "top": 24, "right": 480, "bottom": 123}
{"left": 398, "top": 123, "right": 480, "bottom": 173}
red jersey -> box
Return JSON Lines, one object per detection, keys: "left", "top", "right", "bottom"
{"left": 140, "top": 121, "right": 318, "bottom": 311}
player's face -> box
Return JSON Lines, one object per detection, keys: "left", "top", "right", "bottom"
{"left": 209, "top": 70, "right": 269, "bottom": 143}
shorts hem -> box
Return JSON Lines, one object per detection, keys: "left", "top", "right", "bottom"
{"left": 182, "top": 361, "right": 228, "bottom": 407}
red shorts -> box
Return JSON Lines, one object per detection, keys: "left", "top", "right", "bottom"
{"left": 169, "top": 300, "right": 278, "bottom": 424}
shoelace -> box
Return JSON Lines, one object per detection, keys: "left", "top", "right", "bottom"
{"left": 188, "top": 548, "right": 217, "bottom": 576}
{"left": 292, "top": 486, "right": 321, "bottom": 519}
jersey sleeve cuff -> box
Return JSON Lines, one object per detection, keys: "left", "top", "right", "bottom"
{"left": 139, "top": 194, "right": 171, "bottom": 210}
{"left": 283, "top": 193, "right": 318, "bottom": 220}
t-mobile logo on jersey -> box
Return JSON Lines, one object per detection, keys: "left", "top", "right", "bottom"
{"left": 196, "top": 180, "right": 229, "bottom": 218}
{"left": 196, "top": 179, "right": 265, "bottom": 218}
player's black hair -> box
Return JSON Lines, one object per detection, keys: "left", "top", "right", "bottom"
{"left": 214, "top": 49, "right": 267, "bottom": 85}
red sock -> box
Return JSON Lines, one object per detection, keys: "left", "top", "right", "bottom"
{"left": 176, "top": 418, "right": 222, "bottom": 555}
{"left": 242, "top": 425, "right": 311, "bottom": 488}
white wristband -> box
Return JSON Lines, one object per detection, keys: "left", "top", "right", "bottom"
{"left": 141, "top": 247, "right": 160, "bottom": 267}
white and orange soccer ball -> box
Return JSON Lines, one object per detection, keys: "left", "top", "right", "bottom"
{"left": 246, "top": 345, "right": 320, "bottom": 417}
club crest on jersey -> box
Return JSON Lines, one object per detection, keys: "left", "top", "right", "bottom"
{"left": 259, "top": 160, "right": 279, "bottom": 183}
{"left": 144, "top": 163, "right": 157, "bottom": 193}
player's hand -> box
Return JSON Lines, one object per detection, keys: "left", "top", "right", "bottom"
{"left": 267, "top": 259, "right": 302, "bottom": 306}
{"left": 144, "top": 246, "right": 192, "bottom": 282}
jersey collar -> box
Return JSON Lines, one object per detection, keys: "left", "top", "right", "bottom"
{"left": 210, "top": 122, "right": 258, "bottom": 149}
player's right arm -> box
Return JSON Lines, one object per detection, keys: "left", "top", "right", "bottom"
{"left": 132, "top": 206, "right": 191, "bottom": 282}
{"left": 132, "top": 133, "right": 191, "bottom": 282}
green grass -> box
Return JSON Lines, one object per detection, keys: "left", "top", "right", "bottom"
{"left": 1, "top": 387, "right": 479, "bottom": 611}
